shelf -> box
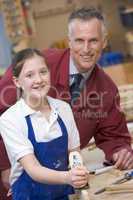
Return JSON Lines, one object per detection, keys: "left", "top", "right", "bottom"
{"left": 34, "top": 3, "right": 75, "bottom": 19}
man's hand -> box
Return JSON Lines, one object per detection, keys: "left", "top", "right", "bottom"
{"left": 113, "top": 149, "right": 133, "bottom": 170}
{"left": 1, "top": 168, "right": 10, "bottom": 190}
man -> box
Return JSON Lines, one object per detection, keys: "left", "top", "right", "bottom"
{"left": 44, "top": 7, "right": 133, "bottom": 169}
{"left": 0, "top": 9, "right": 133, "bottom": 194}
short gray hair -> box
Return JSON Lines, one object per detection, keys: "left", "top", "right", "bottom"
{"left": 68, "top": 7, "right": 107, "bottom": 38}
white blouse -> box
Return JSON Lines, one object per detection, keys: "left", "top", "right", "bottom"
{"left": 0, "top": 96, "right": 80, "bottom": 185}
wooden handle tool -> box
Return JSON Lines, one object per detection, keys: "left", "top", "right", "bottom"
{"left": 69, "top": 151, "right": 90, "bottom": 200}
{"left": 90, "top": 165, "right": 114, "bottom": 175}
{"left": 106, "top": 184, "right": 133, "bottom": 193}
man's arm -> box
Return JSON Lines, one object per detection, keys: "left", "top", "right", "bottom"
{"left": 0, "top": 137, "right": 11, "bottom": 190}
{"left": 0, "top": 67, "right": 12, "bottom": 170}
{"left": 0, "top": 66, "right": 17, "bottom": 114}
{"left": 95, "top": 89, "right": 133, "bottom": 169}
{"left": 0, "top": 66, "right": 15, "bottom": 189}
{"left": 0, "top": 137, "right": 10, "bottom": 170}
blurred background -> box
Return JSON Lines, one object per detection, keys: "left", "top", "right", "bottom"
{"left": 0, "top": 0, "right": 133, "bottom": 68}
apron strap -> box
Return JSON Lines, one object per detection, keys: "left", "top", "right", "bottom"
{"left": 25, "top": 115, "right": 36, "bottom": 146}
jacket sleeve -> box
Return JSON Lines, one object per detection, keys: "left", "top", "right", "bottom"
{"left": 95, "top": 88, "right": 132, "bottom": 161}
{"left": 0, "top": 66, "right": 17, "bottom": 114}
{"left": 0, "top": 67, "right": 14, "bottom": 170}
{"left": 0, "top": 137, "right": 10, "bottom": 170}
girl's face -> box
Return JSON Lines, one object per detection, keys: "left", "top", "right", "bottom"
{"left": 14, "top": 55, "right": 50, "bottom": 105}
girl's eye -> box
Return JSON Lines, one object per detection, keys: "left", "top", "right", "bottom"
{"left": 26, "top": 73, "right": 33, "bottom": 78}
{"left": 40, "top": 70, "right": 48, "bottom": 74}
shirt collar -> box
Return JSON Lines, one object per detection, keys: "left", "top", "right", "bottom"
{"left": 69, "top": 56, "right": 94, "bottom": 81}
{"left": 19, "top": 96, "right": 58, "bottom": 117}
{"left": 19, "top": 98, "right": 36, "bottom": 117}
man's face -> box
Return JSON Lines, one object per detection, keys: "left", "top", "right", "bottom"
{"left": 68, "top": 18, "right": 107, "bottom": 73}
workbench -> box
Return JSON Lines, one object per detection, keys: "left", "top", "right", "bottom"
{"left": 70, "top": 147, "right": 133, "bottom": 200}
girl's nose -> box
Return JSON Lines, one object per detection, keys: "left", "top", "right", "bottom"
{"left": 35, "top": 74, "right": 43, "bottom": 83}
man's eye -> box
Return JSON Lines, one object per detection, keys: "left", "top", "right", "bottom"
{"left": 75, "top": 39, "right": 83, "bottom": 43}
{"left": 91, "top": 39, "right": 98, "bottom": 43}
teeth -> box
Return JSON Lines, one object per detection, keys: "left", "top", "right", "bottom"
{"left": 33, "top": 86, "right": 43, "bottom": 89}
{"left": 82, "top": 55, "right": 93, "bottom": 59}
{"left": 35, "top": 85, "right": 44, "bottom": 88}
{"left": 83, "top": 55, "right": 92, "bottom": 57}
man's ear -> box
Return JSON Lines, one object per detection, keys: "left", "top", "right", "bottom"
{"left": 102, "top": 36, "right": 108, "bottom": 50}
{"left": 67, "top": 35, "right": 72, "bottom": 49}
{"left": 13, "top": 76, "right": 21, "bottom": 88}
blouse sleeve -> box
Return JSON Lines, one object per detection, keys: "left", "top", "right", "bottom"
{"left": 0, "top": 113, "right": 34, "bottom": 162}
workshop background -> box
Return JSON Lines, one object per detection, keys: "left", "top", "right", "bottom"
{"left": 0, "top": 1, "right": 133, "bottom": 199}
{"left": 0, "top": 0, "right": 133, "bottom": 157}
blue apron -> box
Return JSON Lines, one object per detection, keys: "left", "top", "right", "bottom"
{"left": 12, "top": 115, "right": 74, "bottom": 200}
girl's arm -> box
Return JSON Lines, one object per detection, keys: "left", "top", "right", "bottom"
{"left": 19, "top": 153, "right": 88, "bottom": 188}
{"left": 19, "top": 153, "right": 68, "bottom": 184}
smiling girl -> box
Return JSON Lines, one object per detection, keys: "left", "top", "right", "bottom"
{"left": 0, "top": 48, "right": 88, "bottom": 200}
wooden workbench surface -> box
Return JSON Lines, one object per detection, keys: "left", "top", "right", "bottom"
{"left": 70, "top": 170, "right": 133, "bottom": 200}
{"left": 70, "top": 147, "right": 133, "bottom": 200}
{"left": 89, "top": 170, "right": 133, "bottom": 200}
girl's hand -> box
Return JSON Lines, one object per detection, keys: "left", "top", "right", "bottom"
{"left": 66, "top": 166, "right": 89, "bottom": 188}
